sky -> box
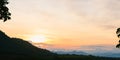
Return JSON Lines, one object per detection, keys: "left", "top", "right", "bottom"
{"left": 0, "top": 0, "right": 120, "bottom": 50}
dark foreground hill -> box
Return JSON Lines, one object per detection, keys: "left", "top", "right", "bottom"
{"left": 0, "top": 30, "right": 120, "bottom": 60}
{"left": 0, "top": 30, "right": 56, "bottom": 60}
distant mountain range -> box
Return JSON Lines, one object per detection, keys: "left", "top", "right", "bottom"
{"left": 0, "top": 30, "right": 120, "bottom": 60}
{"left": 53, "top": 50, "right": 89, "bottom": 55}
{"left": 92, "top": 52, "right": 120, "bottom": 57}
{"left": 53, "top": 50, "right": 120, "bottom": 57}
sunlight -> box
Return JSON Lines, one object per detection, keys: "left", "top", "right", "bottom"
{"left": 29, "top": 35, "right": 46, "bottom": 43}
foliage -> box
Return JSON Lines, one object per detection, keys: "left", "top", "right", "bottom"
{"left": 0, "top": 0, "right": 11, "bottom": 22}
{"left": 116, "top": 28, "right": 120, "bottom": 48}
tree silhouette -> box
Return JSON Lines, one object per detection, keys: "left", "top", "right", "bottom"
{"left": 0, "top": 0, "right": 11, "bottom": 22}
{"left": 116, "top": 28, "right": 120, "bottom": 48}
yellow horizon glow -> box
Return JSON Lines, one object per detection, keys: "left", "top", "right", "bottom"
{"left": 1, "top": 0, "right": 119, "bottom": 49}
{"left": 28, "top": 35, "right": 46, "bottom": 43}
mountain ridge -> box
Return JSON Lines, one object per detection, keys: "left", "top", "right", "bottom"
{"left": 0, "top": 30, "right": 56, "bottom": 58}
{"left": 0, "top": 30, "right": 120, "bottom": 60}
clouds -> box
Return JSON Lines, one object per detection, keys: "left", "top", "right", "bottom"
{"left": 31, "top": 42, "right": 120, "bottom": 57}
{"left": 67, "top": 0, "right": 120, "bottom": 29}
{"left": 25, "top": 0, "right": 120, "bottom": 54}
{"left": 70, "top": 0, "right": 120, "bottom": 19}
{"left": 2, "top": 0, "right": 119, "bottom": 48}
{"left": 9, "top": 0, "right": 120, "bottom": 29}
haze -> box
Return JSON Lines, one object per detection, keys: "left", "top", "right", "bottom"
{"left": 0, "top": 0, "right": 120, "bottom": 50}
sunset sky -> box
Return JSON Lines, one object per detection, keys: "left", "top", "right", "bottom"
{"left": 0, "top": 0, "right": 120, "bottom": 50}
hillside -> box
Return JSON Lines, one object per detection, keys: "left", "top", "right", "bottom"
{"left": 0, "top": 30, "right": 56, "bottom": 60}
{"left": 0, "top": 30, "right": 120, "bottom": 60}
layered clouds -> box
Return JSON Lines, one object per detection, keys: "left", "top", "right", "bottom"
{"left": 0, "top": 0, "right": 120, "bottom": 48}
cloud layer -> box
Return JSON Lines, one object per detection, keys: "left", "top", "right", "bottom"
{"left": 1, "top": 0, "right": 120, "bottom": 49}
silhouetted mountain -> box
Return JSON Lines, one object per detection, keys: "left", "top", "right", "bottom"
{"left": 0, "top": 30, "right": 56, "bottom": 60}
{"left": 0, "top": 30, "right": 120, "bottom": 60}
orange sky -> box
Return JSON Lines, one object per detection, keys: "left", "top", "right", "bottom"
{"left": 0, "top": 0, "right": 120, "bottom": 49}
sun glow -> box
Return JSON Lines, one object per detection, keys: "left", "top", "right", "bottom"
{"left": 29, "top": 35, "right": 46, "bottom": 43}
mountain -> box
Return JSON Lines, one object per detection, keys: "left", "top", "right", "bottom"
{"left": 54, "top": 50, "right": 89, "bottom": 55}
{"left": 0, "top": 30, "right": 120, "bottom": 60}
{"left": 92, "top": 52, "right": 120, "bottom": 57}
{"left": 0, "top": 30, "right": 56, "bottom": 60}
